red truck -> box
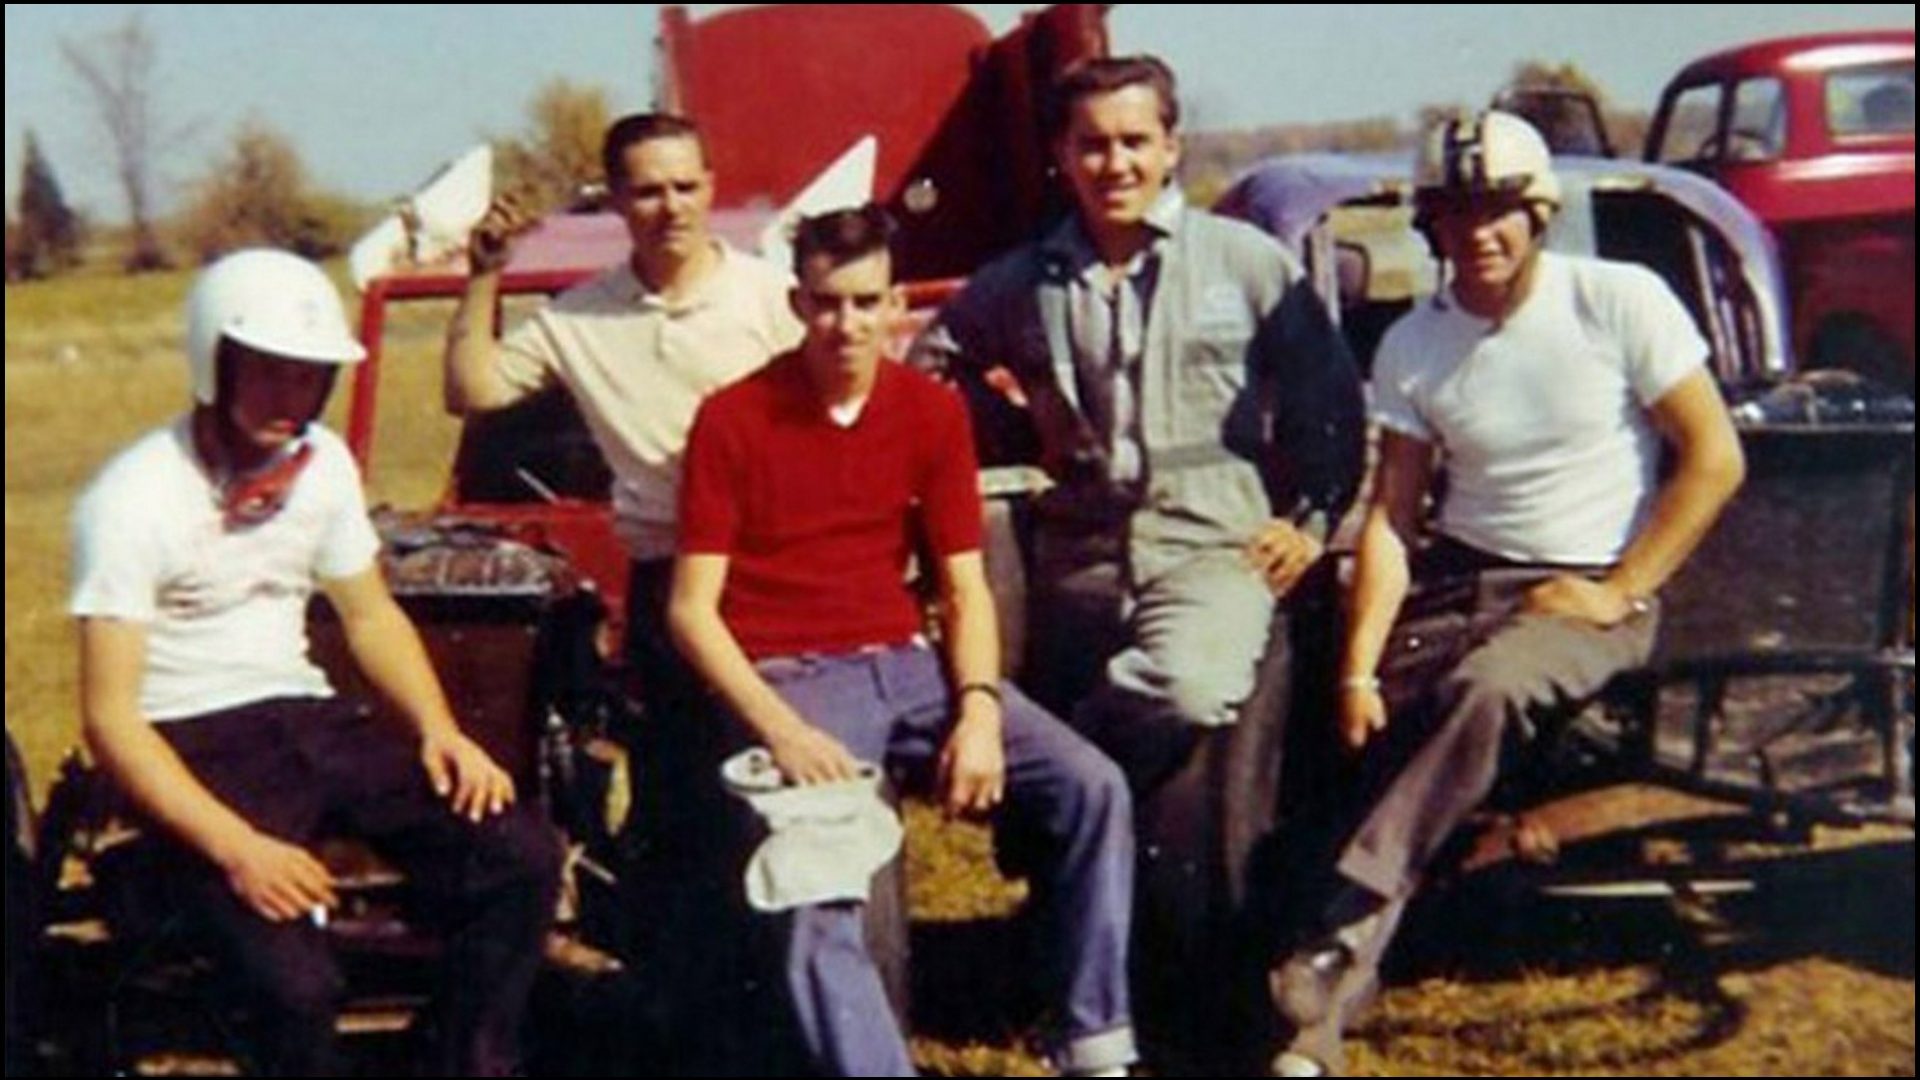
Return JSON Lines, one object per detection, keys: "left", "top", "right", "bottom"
{"left": 1646, "top": 30, "right": 1915, "bottom": 391}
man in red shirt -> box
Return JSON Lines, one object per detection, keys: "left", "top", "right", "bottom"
{"left": 671, "top": 206, "right": 1137, "bottom": 1077}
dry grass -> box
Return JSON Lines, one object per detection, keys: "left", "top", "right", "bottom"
{"left": 6, "top": 269, "right": 1913, "bottom": 1077}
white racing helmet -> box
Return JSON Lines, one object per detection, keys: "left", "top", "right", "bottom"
{"left": 184, "top": 248, "right": 365, "bottom": 406}
{"left": 1413, "top": 109, "right": 1561, "bottom": 228}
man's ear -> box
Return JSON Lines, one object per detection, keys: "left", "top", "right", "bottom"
{"left": 885, "top": 284, "right": 909, "bottom": 339}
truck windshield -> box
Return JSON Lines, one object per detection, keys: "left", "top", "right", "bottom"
{"left": 1657, "top": 82, "right": 1725, "bottom": 164}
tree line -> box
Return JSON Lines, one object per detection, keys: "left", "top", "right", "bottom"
{"left": 7, "top": 14, "right": 611, "bottom": 282}
{"left": 8, "top": 14, "right": 1646, "bottom": 283}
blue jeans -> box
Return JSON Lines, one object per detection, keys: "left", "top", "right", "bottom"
{"left": 756, "top": 643, "right": 1138, "bottom": 1076}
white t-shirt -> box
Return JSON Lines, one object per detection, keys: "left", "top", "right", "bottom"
{"left": 495, "top": 245, "right": 802, "bottom": 561}
{"left": 69, "top": 419, "right": 382, "bottom": 722}
{"left": 1371, "top": 253, "right": 1708, "bottom": 565}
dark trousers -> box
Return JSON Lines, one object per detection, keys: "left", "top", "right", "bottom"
{"left": 6, "top": 735, "right": 32, "bottom": 1077}
{"left": 154, "top": 697, "right": 562, "bottom": 1077}
{"left": 1335, "top": 542, "right": 1659, "bottom": 902}
{"left": 621, "top": 559, "right": 795, "bottom": 1076}
{"left": 623, "top": 557, "right": 736, "bottom": 862}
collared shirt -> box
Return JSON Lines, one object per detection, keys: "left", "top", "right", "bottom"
{"left": 495, "top": 243, "right": 802, "bottom": 560}
{"left": 1047, "top": 188, "right": 1185, "bottom": 489}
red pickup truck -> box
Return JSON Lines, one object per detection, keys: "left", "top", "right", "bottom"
{"left": 1646, "top": 30, "right": 1915, "bottom": 391}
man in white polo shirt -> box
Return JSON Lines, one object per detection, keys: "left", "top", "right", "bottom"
{"left": 444, "top": 112, "right": 800, "bottom": 690}
{"left": 442, "top": 111, "right": 801, "bottom": 1072}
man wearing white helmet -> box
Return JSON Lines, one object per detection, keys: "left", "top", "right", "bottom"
{"left": 72, "top": 249, "right": 560, "bottom": 1077}
{"left": 1265, "top": 111, "right": 1746, "bottom": 1077}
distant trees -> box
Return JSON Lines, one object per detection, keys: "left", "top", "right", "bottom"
{"left": 178, "top": 118, "right": 369, "bottom": 263}
{"left": 1499, "top": 60, "right": 1650, "bottom": 157}
{"left": 494, "top": 78, "right": 614, "bottom": 213}
{"left": 3, "top": 220, "right": 20, "bottom": 284}
{"left": 61, "top": 12, "right": 173, "bottom": 271}
{"left": 1182, "top": 118, "right": 1408, "bottom": 205}
{"left": 15, "top": 47, "right": 606, "bottom": 277}
{"left": 1180, "top": 58, "right": 1650, "bottom": 203}
{"left": 8, "top": 132, "right": 86, "bottom": 281}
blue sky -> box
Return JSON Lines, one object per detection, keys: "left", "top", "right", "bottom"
{"left": 5, "top": 4, "right": 1912, "bottom": 221}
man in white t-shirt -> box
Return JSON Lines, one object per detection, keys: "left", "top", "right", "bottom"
{"left": 1266, "top": 112, "right": 1747, "bottom": 1077}
{"left": 73, "top": 249, "right": 559, "bottom": 1077}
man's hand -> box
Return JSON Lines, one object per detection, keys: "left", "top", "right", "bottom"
{"left": 219, "top": 831, "right": 338, "bottom": 923}
{"left": 938, "top": 698, "right": 1006, "bottom": 818}
{"left": 421, "top": 729, "right": 516, "bottom": 822}
{"left": 1523, "top": 574, "right": 1638, "bottom": 627}
{"left": 768, "top": 723, "right": 862, "bottom": 787}
{"left": 468, "top": 194, "right": 538, "bottom": 275}
{"left": 1339, "top": 682, "right": 1389, "bottom": 752}
{"left": 1246, "top": 519, "right": 1324, "bottom": 598}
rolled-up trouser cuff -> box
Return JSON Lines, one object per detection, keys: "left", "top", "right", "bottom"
{"left": 1050, "top": 1023, "right": 1139, "bottom": 1074}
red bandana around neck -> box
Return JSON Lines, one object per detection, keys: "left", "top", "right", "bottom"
{"left": 221, "top": 440, "right": 316, "bottom": 529}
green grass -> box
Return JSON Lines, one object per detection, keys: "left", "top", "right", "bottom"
{"left": 5, "top": 266, "right": 1913, "bottom": 1077}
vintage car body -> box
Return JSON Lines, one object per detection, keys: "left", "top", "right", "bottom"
{"left": 1645, "top": 30, "right": 1916, "bottom": 390}
{"left": 1217, "top": 153, "right": 1794, "bottom": 385}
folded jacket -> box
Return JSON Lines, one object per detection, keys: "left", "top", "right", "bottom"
{"left": 721, "top": 747, "right": 905, "bottom": 913}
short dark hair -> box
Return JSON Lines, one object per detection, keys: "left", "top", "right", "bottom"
{"left": 1046, "top": 55, "right": 1181, "bottom": 140}
{"left": 791, "top": 204, "right": 895, "bottom": 277}
{"left": 601, "top": 113, "right": 706, "bottom": 188}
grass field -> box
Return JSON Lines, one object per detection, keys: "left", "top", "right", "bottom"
{"left": 5, "top": 266, "right": 1913, "bottom": 1076}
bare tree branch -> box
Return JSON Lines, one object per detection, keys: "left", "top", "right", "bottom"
{"left": 61, "top": 11, "right": 172, "bottom": 271}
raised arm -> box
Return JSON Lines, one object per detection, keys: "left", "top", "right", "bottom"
{"left": 443, "top": 196, "right": 540, "bottom": 416}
